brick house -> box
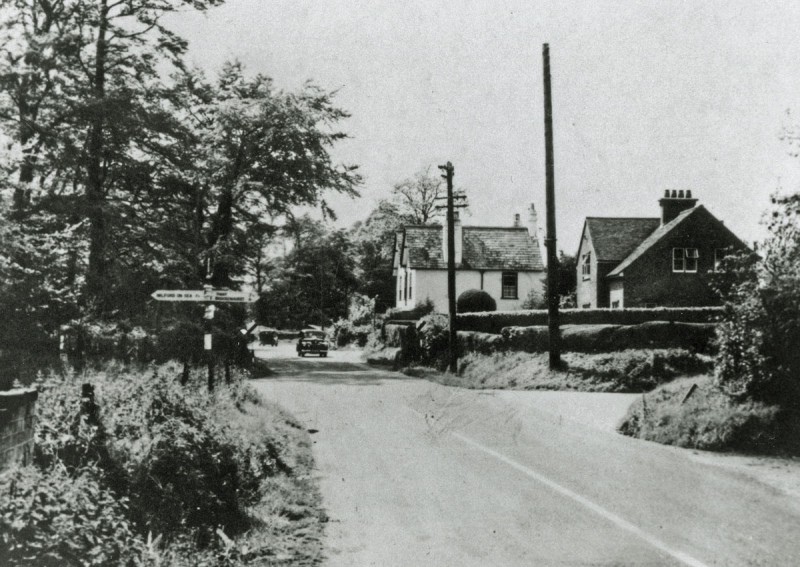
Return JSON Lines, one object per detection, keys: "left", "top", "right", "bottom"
{"left": 393, "top": 206, "right": 546, "bottom": 312}
{"left": 576, "top": 191, "right": 748, "bottom": 308}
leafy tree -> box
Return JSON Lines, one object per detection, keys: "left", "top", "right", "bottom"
{"left": 350, "top": 166, "right": 454, "bottom": 312}
{"left": 713, "top": 193, "right": 800, "bottom": 406}
{"left": 391, "top": 166, "right": 446, "bottom": 224}
{"left": 257, "top": 222, "right": 358, "bottom": 328}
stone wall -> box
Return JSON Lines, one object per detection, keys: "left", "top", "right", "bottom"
{"left": 0, "top": 388, "right": 38, "bottom": 473}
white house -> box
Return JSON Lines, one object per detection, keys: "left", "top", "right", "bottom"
{"left": 392, "top": 205, "right": 546, "bottom": 312}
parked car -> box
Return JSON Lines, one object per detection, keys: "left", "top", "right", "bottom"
{"left": 297, "top": 329, "right": 329, "bottom": 357}
{"left": 258, "top": 331, "right": 278, "bottom": 346}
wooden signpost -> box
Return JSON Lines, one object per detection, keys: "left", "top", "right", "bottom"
{"left": 151, "top": 285, "right": 258, "bottom": 391}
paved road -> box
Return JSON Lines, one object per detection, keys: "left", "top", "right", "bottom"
{"left": 252, "top": 345, "right": 800, "bottom": 567}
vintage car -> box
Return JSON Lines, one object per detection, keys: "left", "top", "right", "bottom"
{"left": 296, "top": 329, "right": 329, "bottom": 357}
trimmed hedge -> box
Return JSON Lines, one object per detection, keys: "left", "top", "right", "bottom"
{"left": 496, "top": 322, "right": 716, "bottom": 353}
{"left": 458, "top": 307, "right": 723, "bottom": 334}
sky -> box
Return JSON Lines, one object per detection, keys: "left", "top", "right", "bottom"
{"left": 167, "top": 0, "right": 800, "bottom": 253}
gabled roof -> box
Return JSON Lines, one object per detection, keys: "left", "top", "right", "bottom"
{"left": 607, "top": 206, "right": 698, "bottom": 277}
{"left": 584, "top": 217, "right": 660, "bottom": 262}
{"left": 399, "top": 225, "right": 544, "bottom": 271}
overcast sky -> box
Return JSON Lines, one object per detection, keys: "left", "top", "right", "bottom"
{"left": 168, "top": 0, "right": 800, "bottom": 252}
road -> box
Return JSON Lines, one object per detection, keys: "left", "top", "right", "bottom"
{"left": 252, "top": 345, "right": 800, "bottom": 567}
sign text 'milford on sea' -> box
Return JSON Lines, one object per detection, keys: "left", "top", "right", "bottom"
{"left": 151, "top": 289, "right": 258, "bottom": 303}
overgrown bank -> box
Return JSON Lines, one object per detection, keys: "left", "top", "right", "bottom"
{"left": 405, "top": 348, "right": 712, "bottom": 393}
{"left": 619, "top": 376, "right": 800, "bottom": 455}
{"left": 0, "top": 363, "right": 325, "bottom": 566}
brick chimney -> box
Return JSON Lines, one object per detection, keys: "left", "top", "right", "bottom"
{"left": 659, "top": 189, "right": 697, "bottom": 225}
{"left": 441, "top": 211, "right": 463, "bottom": 265}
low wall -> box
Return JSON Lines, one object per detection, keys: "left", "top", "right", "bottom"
{"left": 0, "top": 388, "right": 38, "bottom": 473}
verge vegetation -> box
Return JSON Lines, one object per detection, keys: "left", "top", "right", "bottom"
{"left": 0, "top": 363, "right": 324, "bottom": 566}
{"left": 405, "top": 349, "right": 712, "bottom": 393}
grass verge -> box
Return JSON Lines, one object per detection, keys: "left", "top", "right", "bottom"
{"left": 618, "top": 375, "right": 800, "bottom": 455}
{"left": 408, "top": 348, "right": 712, "bottom": 393}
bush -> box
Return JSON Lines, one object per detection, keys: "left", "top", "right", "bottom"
{"left": 712, "top": 193, "right": 800, "bottom": 406}
{"left": 30, "top": 363, "right": 293, "bottom": 555}
{"left": 521, "top": 289, "right": 546, "bottom": 309}
{"left": 417, "top": 313, "right": 450, "bottom": 368}
{"left": 385, "top": 298, "right": 435, "bottom": 321}
{"left": 327, "top": 319, "right": 372, "bottom": 348}
{"left": 457, "top": 289, "right": 496, "bottom": 313}
{"left": 0, "top": 464, "right": 145, "bottom": 566}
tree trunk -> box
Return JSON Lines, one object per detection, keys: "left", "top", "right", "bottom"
{"left": 85, "top": 0, "right": 109, "bottom": 308}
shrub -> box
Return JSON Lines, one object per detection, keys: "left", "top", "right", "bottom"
{"left": 327, "top": 319, "right": 372, "bottom": 348}
{"left": 31, "top": 363, "right": 291, "bottom": 553}
{"left": 521, "top": 289, "right": 546, "bottom": 309}
{"left": 0, "top": 464, "right": 145, "bottom": 566}
{"left": 417, "top": 313, "right": 450, "bottom": 368}
{"left": 457, "top": 289, "right": 496, "bottom": 313}
{"left": 712, "top": 193, "right": 800, "bottom": 407}
{"left": 385, "top": 298, "right": 435, "bottom": 321}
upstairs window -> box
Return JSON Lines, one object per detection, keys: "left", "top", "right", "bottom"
{"left": 673, "top": 248, "right": 698, "bottom": 273}
{"left": 501, "top": 272, "right": 518, "bottom": 299}
{"left": 581, "top": 252, "right": 591, "bottom": 278}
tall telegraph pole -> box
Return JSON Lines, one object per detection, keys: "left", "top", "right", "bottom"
{"left": 437, "top": 161, "right": 462, "bottom": 374}
{"left": 542, "top": 43, "right": 561, "bottom": 369}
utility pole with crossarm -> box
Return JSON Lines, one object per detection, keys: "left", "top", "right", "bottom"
{"left": 435, "top": 162, "right": 467, "bottom": 374}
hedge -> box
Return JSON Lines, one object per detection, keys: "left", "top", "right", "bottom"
{"left": 457, "top": 307, "right": 724, "bottom": 334}
{"left": 494, "top": 322, "right": 716, "bottom": 353}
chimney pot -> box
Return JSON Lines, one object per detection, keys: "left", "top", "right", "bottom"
{"left": 678, "top": 190, "right": 685, "bottom": 198}
{"left": 671, "top": 190, "right": 677, "bottom": 198}
{"left": 664, "top": 190, "right": 670, "bottom": 198}
{"left": 514, "top": 213, "right": 521, "bottom": 227}
{"left": 686, "top": 190, "right": 692, "bottom": 198}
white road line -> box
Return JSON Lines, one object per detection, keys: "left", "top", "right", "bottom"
{"left": 451, "top": 431, "right": 710, "bottom": 567}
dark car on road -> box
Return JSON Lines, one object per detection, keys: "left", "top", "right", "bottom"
{"left": 296, "top": 329, "right": 329, "bottom": 357}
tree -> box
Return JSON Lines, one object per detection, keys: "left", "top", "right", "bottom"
{"left": 713, "top": 193, "right": 800, "bottom": 406}
{"left": 350, "top": 166, "right": 456, "bottom": 312}
{"left": 257, "top": 223, "right": 358, "bottom": 328}
{"left": 391, "top": 166, "right": 445, "bottom": 224}
{"left": 0, "top": 0, "right": 223, "bottom": 311}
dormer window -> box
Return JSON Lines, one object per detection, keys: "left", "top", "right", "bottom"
{"left": 581, "top": 252, "right": 591, "bottom": 279}
{"left": 673, "top": 248, "right": 698, "bottom": 273}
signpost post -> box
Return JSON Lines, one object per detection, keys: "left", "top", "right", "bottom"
{"left": 151, "top": 287, "right": 258, "bottom": 391}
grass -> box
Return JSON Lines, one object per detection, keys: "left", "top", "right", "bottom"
{"left": 224, "top": 397, "right": 326, "bottom": 566}
{"left": 411, "top": 348, "right": 713, "bottom": 393}
{"left": 618, "top": 375, "right": 800, "bottom": 455}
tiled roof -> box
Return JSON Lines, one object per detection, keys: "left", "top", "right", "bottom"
{"left": 404, "top": 226, "right": 444, "bottom": 268}
{"left": 607, "top": 207, "right": 699, "bottom": 277}
{"left": 402, "top": 225, "right": 544, "bottom": 271}
{"left": 585, "top": 217, "right": 660, "bottom": 261}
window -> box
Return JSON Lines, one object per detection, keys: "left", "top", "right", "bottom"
{"left": 581, "top": 252, "right": 591, "bottom": 278}
{"left": 501, "top": 272, "right": 518, "bottom": 299}
{"left": 672, "top": 248, "right": 698, "bottom": 273}
{"left": 714, "top": 249, "right": 726, "bottom": 272}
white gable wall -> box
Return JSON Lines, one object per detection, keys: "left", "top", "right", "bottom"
{"left": 401, "top": 269, "right": 545, "bottom": 312}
